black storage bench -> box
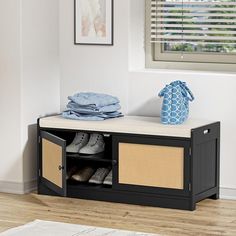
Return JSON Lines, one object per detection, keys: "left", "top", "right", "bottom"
{"left": 37, "top": 115, "right": 220, "bottom": 211}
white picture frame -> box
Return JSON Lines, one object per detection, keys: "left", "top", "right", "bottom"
{"left": 74, "top": 0, "right": 113, "bottom": 45}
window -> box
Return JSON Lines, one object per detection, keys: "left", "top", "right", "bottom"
{"left": 146, "top": 0, "right": 236, "bottom": 70}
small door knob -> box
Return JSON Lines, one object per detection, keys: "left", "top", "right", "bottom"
{"left": 58, "top": 165, "right": 64, "bottom": 171}
{"left": 112, "top": 160, "right": 117, "bottom": 166}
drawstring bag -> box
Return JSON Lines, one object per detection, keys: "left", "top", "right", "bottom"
{"left": 158, "top": 81, "right": 194, "bottom": 125}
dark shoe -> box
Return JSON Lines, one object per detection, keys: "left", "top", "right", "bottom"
{"left": 71, "top": 166, "right": 95, "bottom": 182}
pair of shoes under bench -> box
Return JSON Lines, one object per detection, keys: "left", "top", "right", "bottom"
{"left": 89, "top": 168, "right": 110, "bottom": 185}
{"left": 66, "top": 133, "right": 105, "bottom": 154}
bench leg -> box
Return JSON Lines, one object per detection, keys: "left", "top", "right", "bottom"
{"left": 189, "top": 199, "right": 196, "bottom": 211}
{"left": 209, "top": 193, "right": 219, "bottom": 200}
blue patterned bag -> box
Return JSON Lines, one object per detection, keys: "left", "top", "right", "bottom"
{"left": 158, "top": 81, "right": 194, "bottom": 125}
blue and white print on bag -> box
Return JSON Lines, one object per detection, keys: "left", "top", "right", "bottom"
{"left": 158, "top": 81, "right": 194, "bottom": 125}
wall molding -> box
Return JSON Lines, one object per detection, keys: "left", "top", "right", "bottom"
{"left": 220, "top": 187, "right": 236, "bottom": 200}
{"left": 0, "top": 179, "right": 37, "bottom": 194}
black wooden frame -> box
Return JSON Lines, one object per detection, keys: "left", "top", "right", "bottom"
{"left": 190, "top": 122, "right": 220, "bottom": 208}
{"left": 112, "top": 135, "right": 191, "bottom": 197}
{"left": 37, "top": 118, "right": 220, "bottom": 211}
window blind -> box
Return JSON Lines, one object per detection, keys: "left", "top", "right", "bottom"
{"left": 151, "top": 0, "right": 236, "bottom": 45}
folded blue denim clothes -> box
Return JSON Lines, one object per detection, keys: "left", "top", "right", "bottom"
{"left": 97, "top": 111, "right": 123, "bottom": 119}
{"left": 68, "top": 92, "right": 120, "bottom": 107}
{"left": 63, "top": 92, "right": 123, "bottom": 121}
{"left": 67, "top": 101, "right": 121, "bottom": 113}
{"left": 62, "top": 110, "right": 123, "bottom": 121}
{"left": 62, "top": 111, "right": 105, "bottom": 121}
{"left": 64, "top": 109, "right": 120, "bottom": 117}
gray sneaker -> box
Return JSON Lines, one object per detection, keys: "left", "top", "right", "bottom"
{"left": 66, "top": 133, "right": 89, "bottom": 153}
{"left": 79, "top": 134, "right": 105, "bottom": 155}
{"left": 103, "top": 170, "right": 112, "bottom": 185}
{"left": 89, "top": 168, "right": 110, "bottom": 184}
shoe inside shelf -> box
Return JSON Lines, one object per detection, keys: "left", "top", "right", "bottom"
{"left": 46, "top": 130, "right": 113, "bottom": 188}
{"left": 67, "top": 159, "right": 112, "bottom": 189}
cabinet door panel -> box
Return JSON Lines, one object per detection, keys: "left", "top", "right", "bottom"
{"left": 113, "top": 135, "right": 190, "bottom": 196}
{"left": 119, "top": 143, "right": 184, "bottom": 189}
{"left": 40, "top": 131, "right": 67, "bottom": 196}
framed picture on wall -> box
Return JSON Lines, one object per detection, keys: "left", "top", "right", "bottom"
{"left": 74, "top": 0, "right": 113, "bottom": 45}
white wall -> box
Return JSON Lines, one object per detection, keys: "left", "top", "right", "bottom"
{"left": 0, "top": 0, "right": 22, "bottom": 184}
{"left": 59, "top": 0, "right": 236, "bottom": 192}
{"left": 21, "top": 0, "right": 60, "bottom": 187}
{"left": 0, "top": 0, "right": 60, "bottom": 193}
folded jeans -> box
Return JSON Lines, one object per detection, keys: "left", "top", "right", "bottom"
{"left": 67, "top": 101, "right": 121, "bottom": 114}
{"left": 62, "top": 110, "right": 123, "bottom": 121}
{"left": 68, "top": 92, "right": 120, "bottom": 107}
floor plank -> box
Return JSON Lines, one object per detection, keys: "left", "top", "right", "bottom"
{"left": 0, "top": 193, "right": 235, "bottom": 235}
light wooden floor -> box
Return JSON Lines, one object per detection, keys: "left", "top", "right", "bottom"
{"left": 0, "top": 193, "right": 235, "bottom": 236}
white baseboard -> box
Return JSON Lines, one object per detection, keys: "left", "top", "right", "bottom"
{"left": 220, "top": 187, "right": 236, "bottom": 200}
{"left": 23, "top": 179, "right": 37, "bottom": 193}
{"left": 0, "top": 179, "right": 37, "bottom": 194}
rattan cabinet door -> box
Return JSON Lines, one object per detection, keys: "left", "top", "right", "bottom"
{"left": 113, "top": 136, "right": 190, "bottom": 196}
{"left": 119, "top": 143, "right": 184, "bottom": 189}
{"left": 40, "top": 131, "right": 67, "bottom": 196}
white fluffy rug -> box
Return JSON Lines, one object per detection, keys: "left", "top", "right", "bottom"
{"left": 0, "top": 220, "right": 160, "bottom": 236}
